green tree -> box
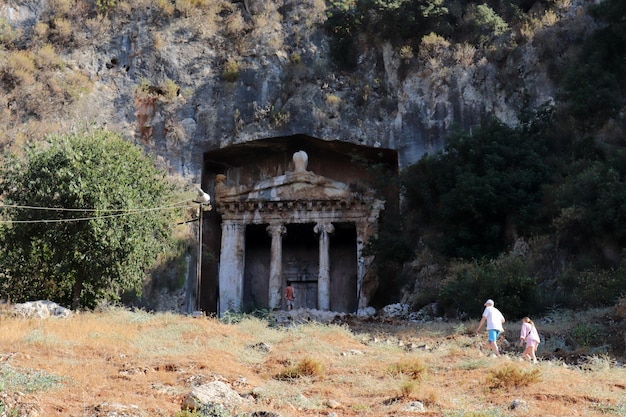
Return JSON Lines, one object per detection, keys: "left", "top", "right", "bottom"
{"left": 559, "top": 0, "right": 626, "bottom": 131}
{"left": 403, "top": 116, "right": 551, "bottom": 259}
{"left": 0, "top": 129, "right": 182, "bottom": 309}
{"left": 550, "top": 151, "right": 626, "bottom": 265}
{"left": 458, "top": 3, "right": 509, "bottom": 46}
{"left": 325, "top": 0, "right": 363, "bottom": 69}
{"left": 438, "top": 257, "right": 539, "bottom": 319}
{"left": 361, "top": 0, "right": 450, "bottom": 42}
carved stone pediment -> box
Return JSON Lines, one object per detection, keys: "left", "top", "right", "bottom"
{"left": 215, "top": 150, "right": 376, "bottom": 206}
{"left": 216, "top": 169, "right": 358, "bottom": 203}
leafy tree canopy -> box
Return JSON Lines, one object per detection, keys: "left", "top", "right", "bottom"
{"left": 0, "top": 129, "right": 183, "bottom": 309}
{"left": 402, "top": 115, "right": 552, "bottom": 259}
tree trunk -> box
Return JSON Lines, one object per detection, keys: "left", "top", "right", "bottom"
{"left": 72, "top": 278, "right": 83, "bottom": 310}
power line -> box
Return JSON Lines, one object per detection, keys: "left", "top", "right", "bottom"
{"left": 0, "top": 200, "right": 191, "bottom": 212}
{"left": 0, "top": 200, "right": 196, "bottom": 224}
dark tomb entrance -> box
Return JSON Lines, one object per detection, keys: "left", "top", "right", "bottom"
{"left": 243, "top": 224, "right": 271, "bottom": 311}
{"left": 283, "top": 223, "right": 318, "bottom": 310}
{"left": 330, "top": 222, "right": 358, "bottom": 312}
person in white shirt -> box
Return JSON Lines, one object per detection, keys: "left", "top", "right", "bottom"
{"left": 475, "top": 299, "right": 505, "bottom": 357}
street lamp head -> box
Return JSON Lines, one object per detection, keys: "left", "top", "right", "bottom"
{"left": 194, "top": 187, "right": 211, "bottom": 205}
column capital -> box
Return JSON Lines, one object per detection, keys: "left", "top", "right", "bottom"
{"left": 314, "top": 222, "right": 335, "bottom": 235}
{"left": 266, "top": 223, "right": 287, "bottom": 237}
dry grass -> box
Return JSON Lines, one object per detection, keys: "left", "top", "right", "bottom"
{"left": 485, "top": 364, "right": 542, "bottom": 390}
{"left": 0, "top": 308, "right": 624, "bottom": 416}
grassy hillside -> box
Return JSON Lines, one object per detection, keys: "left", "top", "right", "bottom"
{"left": 0, "top": 307, "right": 624, "bottom": 417}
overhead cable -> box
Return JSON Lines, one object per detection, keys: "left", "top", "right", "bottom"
{"left": 0, "top": 199, "right": 197, "bottom": 224}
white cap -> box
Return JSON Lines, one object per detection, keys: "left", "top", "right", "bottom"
{"left": 484, "top": 299, "right": 494, "bottom": 306}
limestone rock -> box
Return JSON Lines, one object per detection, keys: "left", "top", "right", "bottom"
{"left": 11, "top": 301, "right": 72, "bottom": 319}
{"left": 181, "top": 381, "right": 243, "bottom": 412}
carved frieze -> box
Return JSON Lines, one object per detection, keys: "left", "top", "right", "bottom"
{"left": 214, "top": 151, "right": 385, "bottom": 223}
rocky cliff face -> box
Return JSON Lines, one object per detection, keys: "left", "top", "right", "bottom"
{"left": 2, "top": 0, "right": 594, "bottom": 179}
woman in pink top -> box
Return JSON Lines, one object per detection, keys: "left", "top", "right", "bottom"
{"left": 519, "top": 317, "right": 540, "bottom": 363}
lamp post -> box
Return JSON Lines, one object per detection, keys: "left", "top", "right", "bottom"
{"left": 193, "top": 188, "right": 211, "bottom": 313}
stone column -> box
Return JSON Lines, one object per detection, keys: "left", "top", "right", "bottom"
{"left": 314, "top": 222, "right": 334, "bottom": 311}
{"left": 218, "top": 220, "right": 245, "bottom": 316}
{"left": 267, "top": 223, "right": 286, "bottom": 310}
{"left": 356, "top": 223, "right": 367, "bottom": 312}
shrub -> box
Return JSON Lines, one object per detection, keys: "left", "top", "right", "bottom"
{"left": 58, "top": 70, "right": 91, "bottom": 101}
{"left": 551, "top": 155, "right": 626, "bottom": 268}
{"left": 486, "top": 364, "right": 541, "bottom": 391}
{"left": 0, "top": 129, "right": 181, "bottom": 309}
{"left": 173, "top": 411, "right": 199, "bottom": 417}
{"left": 51, "top": 17, "right": 73, "bottom": 42}
{"left": 221, "top": 59, "right": 240, "bottom": 82}
{"left": 6, "top": 50, "right": 36, "bottom": 73}
{"left": 388, "top": 359, "right": 426, "bottom": 381}
{"left": 33, "top": 22, "right": 49, "bottom": 40}
{"left": 270, "top": 109, "right": 290, "bottom": 128}
{"left": 161, "top": 79, "right": 180, "bottom": 101}
{"left": 399, "top": 45, "right": 414, "bottom": 61}
{"left": 96, "top": 0, "right": 117, "bottom": 13}
{"left": 325, "top": 94, "right": 341, "bottom": 106}
{"left": 157, "top": 0, "right": 175, "bottom": 15}
{"left": 361, "top": 0, "right": 450, "bottom": 43}
{"left": 570, "top": 323, "right": 603, "bottom": 348}
{"left": 418, "top": 32, "right": 450, "bottom": 61}
{"left": 468, "top": 4, "right": 509, "bottom": 46}
{"left": 34, "top": 44, "right": 64, "bottom": 69}
{"left": 556, "top": 268, "right": 626, "bottom": 309}
{"left": 402, "top": 115, "right": 552, "bottom": 260}
{"left": 560, "top": 64, "right": 620, "bottom": 131}
{"left": 0, "top": 18, "right": 17, "bottom": 45}
{"left": 399, "top": 380, "right": 417, "bottom": 398}
{"left": 275, "top": 357, "right": 324, "bottom": 380}
{"left": 175, "top": 403, "right": 231, "bottom": 417}
{"left": 324, "top": 0, "right": 362, "bottom": 69}
{"left": 48, "top": 0, "right": 76, "bottom": 15}
{"left": 290, "top": 52, "right": 302, "bottom": 64}
{"left": 453, "top": 42, "right": 476, "bottom": 66}
{"left": 133, "top": 78, "right": 179, "bottom": 103}
{"left": 0, "top": 365, "right": 64, "bottom": 393}
{"left": 224, "top": 10, "right": 246, "bottom": 38}
{"left": 175, "top": 0, "right": 209, "bottom": 16}
{"left": 438, "top": 256, "right": 539, "bottom": 319}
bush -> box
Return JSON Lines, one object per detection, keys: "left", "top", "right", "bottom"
{"left": 560, "top": 64, "right": 620, "bottom": 131}
{"left": 556, "top": 268, "right": 626, "bottom": 309}
{"left": 399, "top": 380, "right": 418, "bottom": 398}
{"left": 221, "top": 58, "right": 240, "bottom": 82}
{"left": 388, "top": 359, "right": 426, "bottom": 381}
{"left": 550, "top": 153, "right": 626, "bottom": 268}
{"left": 324, "top": 0, "right": 362, "bottom": 69}
{"left": 0, "top": 365, "right": 64, "bottom": 393}
{"left": 438, "top": 256, "right": 539, "bottom": 319}
{"left": 275, "top": 357, "right": 324, "bottom": 380}
{"left": 570, "top": 323, "right": 603, "bottom": 348}
{"left": 402, "top": 116, "right": 551, "bottom": 260}
{"left": 0, "top": 17, "right": 17, "bottom": 45}
{"left": 473, "top": 4, "right": 509, "bottom": 42}
{"left": 0, "top": 129, "right": 181, "bottom": 309}
{"left": 96, "top": 0, "right": 117, "bottom": 13}
{"left": 486, "top": 364, "right": 541, "bottom": 391}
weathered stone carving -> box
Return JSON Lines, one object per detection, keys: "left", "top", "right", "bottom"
{"left": 214, "top": 151, "right": 384, "bottom": 315}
